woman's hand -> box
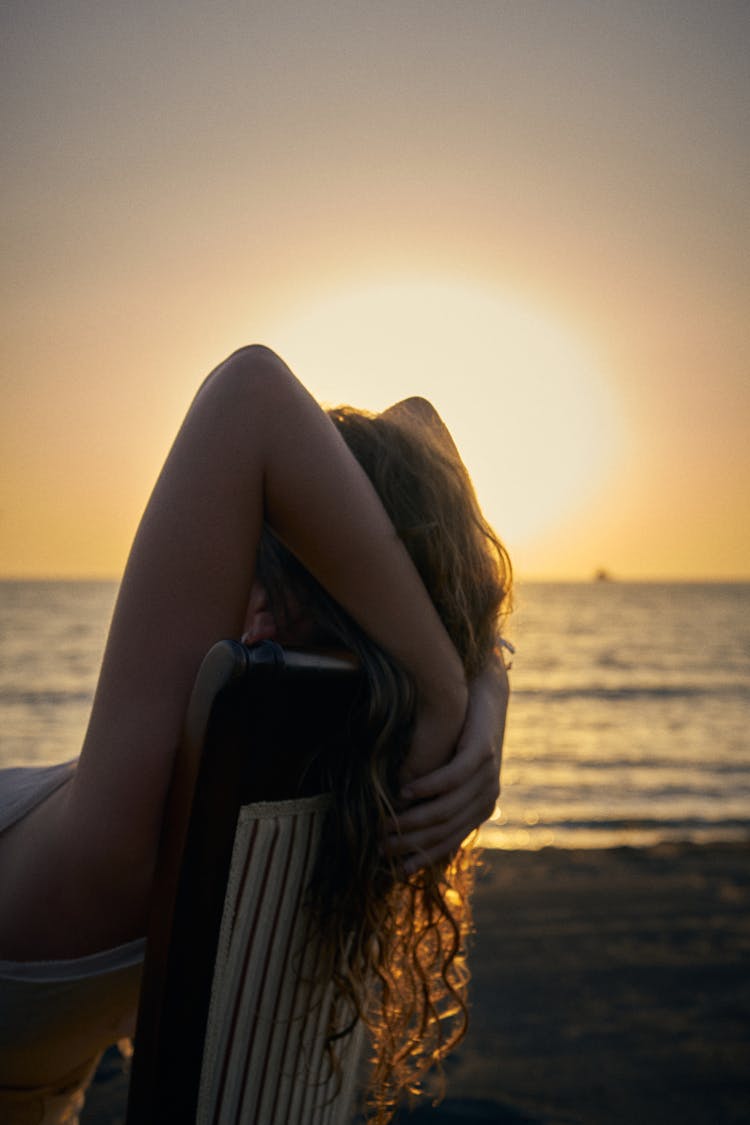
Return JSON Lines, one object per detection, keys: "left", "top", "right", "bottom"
{"left": 385, "top": 650, "right": 510, "bottom": 874}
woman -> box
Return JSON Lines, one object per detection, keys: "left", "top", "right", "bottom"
{"left": 252, "top": 395, "right": 511, "bottom": 1122}
{"left": 0, "top": 346, "right": 510, "bottom": 1121}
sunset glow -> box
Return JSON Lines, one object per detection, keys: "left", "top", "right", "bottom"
{"left": 1, "top": 3, "right": 747, "bottom": 580}
{"left": 271, "top": 278, "right": 628, "bottom": 547}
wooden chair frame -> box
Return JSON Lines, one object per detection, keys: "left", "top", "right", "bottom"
{"left": 126, "top": 639, "right": 362, "bottom": 1124}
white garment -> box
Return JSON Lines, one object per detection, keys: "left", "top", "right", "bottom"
{"left": 0, "top": 762, "right": 144, "bottom": 1125}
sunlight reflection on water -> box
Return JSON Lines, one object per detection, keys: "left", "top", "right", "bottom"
{"left": 1, "top": 580, "right": 749, "bottom": 849}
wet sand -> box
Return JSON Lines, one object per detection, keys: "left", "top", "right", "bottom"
{"left": 397, "top": 843, "right": 750, "bottom": 1124}
{"left": 83, "top": 843, "right": 750, "bottom": 1124}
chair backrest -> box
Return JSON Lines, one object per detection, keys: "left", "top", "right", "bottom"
{"left": 126, "top": 640, "right": 365, "bottom": 1124}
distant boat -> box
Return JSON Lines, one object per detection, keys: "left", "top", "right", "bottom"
{"left": 593, "top": 568, "right": 614, "bottom": 582}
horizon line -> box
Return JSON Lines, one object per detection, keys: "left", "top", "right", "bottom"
{"left": 1, "top": 573, "right": 748, "bottom": 585}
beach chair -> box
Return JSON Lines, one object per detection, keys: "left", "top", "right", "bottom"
{"left": 126, "top": 639, "right": 367, "bottom": 1125}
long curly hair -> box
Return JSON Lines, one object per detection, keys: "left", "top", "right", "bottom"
{"left": 256, "top": 398, "right": 511, "bottom": 1122}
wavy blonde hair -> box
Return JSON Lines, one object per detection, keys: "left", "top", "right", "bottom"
{"left": 257, "top": 399, "right": 511, "bottom": 1122}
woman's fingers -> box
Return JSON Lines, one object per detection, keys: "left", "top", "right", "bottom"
{"left": 385, "top": 797, "right": 494, "bottom": 859}
{"left": 385, "top": 782, "right": 497, "bottom": 857}
{"left": 400, "top": 745, "right": 487, "bottom": 803}
{"left": 395, "top": 724, "right": 499, "bottom": 835}
{"left": 392, "top": 768, "right": 492, "bottom": 834}
{"left": 402, "top": 750, "right": 497, "bottom": 809}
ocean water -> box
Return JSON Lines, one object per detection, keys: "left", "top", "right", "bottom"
{"left": 0, "top": 580, "right": 748, "bottom": 849}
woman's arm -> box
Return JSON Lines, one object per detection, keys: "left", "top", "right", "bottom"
{"left": 385, "top": 649, "right": 509, "bottom": 873}
{"left": 70, "top": 346, "right": 466, "bottom": 886}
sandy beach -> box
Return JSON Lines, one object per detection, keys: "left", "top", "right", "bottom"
{"left": 82, "top": 843, "right": 750, "bottom": 1124}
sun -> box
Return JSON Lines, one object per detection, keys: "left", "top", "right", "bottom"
{"left": 267, "top": 277, "right": 626, "bottom": 548}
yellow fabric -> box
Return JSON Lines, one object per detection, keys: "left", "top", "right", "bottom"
{"left": 0, "top": 765, "right": 144, "bottom": 1123}
{"left": 0, "top": 1055, "right": 100, "bottom": 1125}
{"left": 0, "top": 942, "right": 144, "bottom": 1086}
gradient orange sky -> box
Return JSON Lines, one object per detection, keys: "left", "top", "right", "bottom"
{"left": 2, "top": 2, "right": 748, "bottom": 579}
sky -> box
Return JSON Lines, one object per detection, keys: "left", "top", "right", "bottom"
{"left": 2, "top": 0, "right": 748, "bottom": 580}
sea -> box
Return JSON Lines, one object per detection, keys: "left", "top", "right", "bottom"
{"left": 0, "top": 580, "right": 748, "bottom": 850}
